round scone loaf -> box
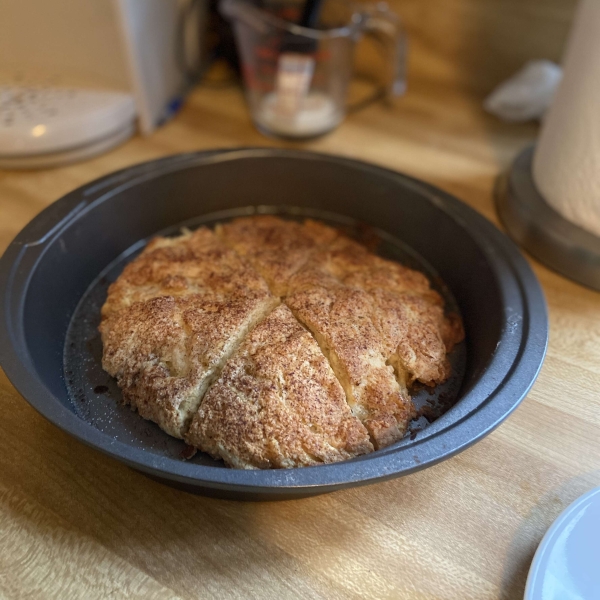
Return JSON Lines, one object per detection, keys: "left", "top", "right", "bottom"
{"left": 100, "top": 216, "right": 464, "bottom": 469}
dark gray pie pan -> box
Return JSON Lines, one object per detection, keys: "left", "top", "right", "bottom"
{"left": 0, "top": 148, "right": 548, "bottom": 500}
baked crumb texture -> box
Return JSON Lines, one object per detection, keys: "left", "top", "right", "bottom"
{"left": 100, "top": 216, "right": 464, "bottom": 468}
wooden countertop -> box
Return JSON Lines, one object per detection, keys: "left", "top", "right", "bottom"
{"left": 1, "top": 78, "right": 599, "bottom": 600}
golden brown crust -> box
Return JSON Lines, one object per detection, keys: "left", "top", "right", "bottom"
{"left": 286, "top": 257, "right": 415, "bottom": 449}
{"left": 100, "top": 216, "right": 464, "bottom": 465}
{"left": 100, "top": 227, "right": 277, "bottom": 438}
{"left": 306, "top": 236, "right": 464, "bottom": 384}
{"left": 216, "top": 215, "right": 338, "bottom": 296}
{"left": 101, "top": 227, "right": 273, "bottom": 321}
{"left": 284, "top": 234, "right": 464, "bottom": 448}
{"left": 185, "top": 305, "right": 373, "bottom": 469}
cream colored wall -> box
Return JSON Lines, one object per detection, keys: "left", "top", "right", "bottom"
{"left": 372, "top": 0, "right": 578, "bottom": 94}
{"left": 0, "top": 0, "right": 578, "bottom": 96}
{"left": 0, "top": 0, "right": 130, "bottom": 89}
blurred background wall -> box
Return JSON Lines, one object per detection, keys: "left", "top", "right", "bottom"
{"left": 0, "top": 0, "right": 130, "bottom": 89}
{"left": 0, "top": 0, "right": 579, "bottom": 97}
{"left": 385, "top": 0, "right": 578, "bottom": 94}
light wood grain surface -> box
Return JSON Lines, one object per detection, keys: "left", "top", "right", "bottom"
{"left": 1, "top": 72, "right": 599, "bottom": 600}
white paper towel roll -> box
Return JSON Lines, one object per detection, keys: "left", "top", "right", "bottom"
{"left": 533, "top": 0, "right": 600, "bottom": 238}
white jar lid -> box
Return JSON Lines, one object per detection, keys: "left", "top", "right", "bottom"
{"left": 0, "top": 86, "right": 136, "bottom": 157}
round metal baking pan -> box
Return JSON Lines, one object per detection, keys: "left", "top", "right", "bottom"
{"left": 0, "top": 148, "right": 548, "bottom": 500}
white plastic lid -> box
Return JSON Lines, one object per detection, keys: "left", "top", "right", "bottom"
{"left": 0, "top": 86, "right": 136, "bottom": 156}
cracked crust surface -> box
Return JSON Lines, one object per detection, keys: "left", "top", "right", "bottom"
{"left": 216, "top": 215, "right": 338, "bottom": 296}
{"left": 285, "top": 236, "right": 463, "bottom": 449}
{"left": 99, "top": 227, "right": 277, "bottom": 438}
{"left": 286, "top": 256, "right": 416, "bottom": 449}
{"left": 100, "top": 216, "right": 464, "bottom": 466}
{"left": 185, "top": 305, "right": 373, "bottom": 469}
{"left": 312, "top": 236, "right": 465, "bottom": 386}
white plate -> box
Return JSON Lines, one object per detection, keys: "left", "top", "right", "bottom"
{"left": 525, "top": 487, "right": 600, "bottom": 600}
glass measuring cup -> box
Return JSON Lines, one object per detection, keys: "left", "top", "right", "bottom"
{"left": 221, "top": 0, "right": 406, "bottom": 138}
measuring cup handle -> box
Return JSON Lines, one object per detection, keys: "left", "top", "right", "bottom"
{"left": 362, "top": 2, "right": 407, "bottom": 99}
